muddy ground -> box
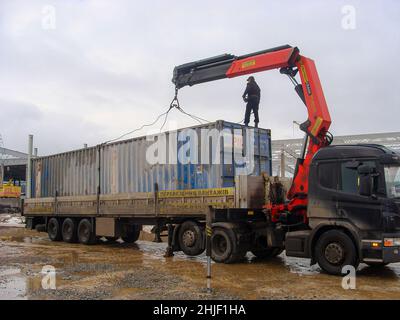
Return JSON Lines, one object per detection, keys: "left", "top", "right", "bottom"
{"left": 1, "top": 226, "right": 400, "bottom": 300}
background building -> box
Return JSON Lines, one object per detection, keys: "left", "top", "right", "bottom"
{"left": 272, "top": 132, "right": 400, "bottom": 177}
{"left": 0, "top": 147, "right": 29, "bottom": 187}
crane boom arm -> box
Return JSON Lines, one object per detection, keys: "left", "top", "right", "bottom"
{"left": 172, "top": 45, "right": 332, "bottom": 221}
{"left": 173, "top": 45, "right": 296, "bottom": 88}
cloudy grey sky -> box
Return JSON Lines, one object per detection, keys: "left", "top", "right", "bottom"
{"left": 0, "top": 0, "right": 399, "bottom": 155}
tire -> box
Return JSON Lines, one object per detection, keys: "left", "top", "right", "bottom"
{"left": 121, "top": 225, "right": 141, "bottom": 243}
{"left": 211, "top": 227, "right": 246, "bottom": 264}
{"left": 251, "top": 236, "right": 283, "bottom": 259}
{"left": 62, "top": 218, "right": 77, "bottom": 243}
{"left": 178, "top": 221, "right": 205, "bottom": 256}
{"left": 47, "top": 218, "right": 62, "bottom": 241}
{"left": 315, "top": 230, "right": 359, "bottom": 275}
{"left": 77, "top": 219, "right": 96, "bottom": 245}
{"left": 365, "top": 262, "right": 389, "bottom": 268}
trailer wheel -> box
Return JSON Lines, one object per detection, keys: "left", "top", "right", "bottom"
{"left": 47, "top": 218, "right": 62, "bottom": 241}
{"left": 178, "top": 221, "right": 205, "bottom": 256}
{"left": 62, "top": 218, "right": 77, "bottom": 243}
{"left": 251, "top": 236, "right": 283, "bottom": 259}
{"left": 211, "top": 227, "right": 246, "bottom": 264}
{"left": 315, "top": 230, "right": 359, "bottom": 275}
{"left": 121, "top": 225, "right": 141, "bottom": 243}
{"left": 77, "top": 219, "right": 96, "bottom": 245}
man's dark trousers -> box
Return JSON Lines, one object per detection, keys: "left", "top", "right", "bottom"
{"left": 244, "top": 97, "right": 259, "bottom": 126}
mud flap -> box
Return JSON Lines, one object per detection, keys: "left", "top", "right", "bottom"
{"left": 164, "top": 224, "right": 179, "bottom": 257}
{"left": 310, "top": 257, "right": 317, "bottom": 266}
{"left": 266, "top": 226, "right": 285, "bottom": 248}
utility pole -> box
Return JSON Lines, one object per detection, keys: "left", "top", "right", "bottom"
{"left": 26, "top": 135, "right": 33, "bottom": 198}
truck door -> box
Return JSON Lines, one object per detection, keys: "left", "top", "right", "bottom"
{"left": 336, "top": 160, "right": 383, "bottom": 231}
{"left": 307, "top": 160, "right": 340, "bottom": 220}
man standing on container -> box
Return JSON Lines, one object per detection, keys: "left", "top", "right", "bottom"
{"left": 242, "top": 76, "right": 261, "bottom": 128}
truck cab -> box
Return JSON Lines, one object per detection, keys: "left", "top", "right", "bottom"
{"left": 286, "top": 144, "right": 400, "bottom": 274}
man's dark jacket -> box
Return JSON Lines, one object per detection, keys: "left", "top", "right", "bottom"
{"left": 242, "top": 81, "right": 261, "bottom": 103}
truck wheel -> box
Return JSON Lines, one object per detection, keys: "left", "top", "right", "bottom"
{"left": 48, "top": 218, "right": 62, "bottom": 241}
{"left": 315, "top": 230, "right": 359, "bottom": 275}
{"left": 77, "top": 219, "right": 96, "bottom": 245}
{"left": 251, "top": 236, "right": 283, "bottom": 259}
{"left": 121, "top": 225, "right": 141, "bottom": 243}
{"left": 211, "top": 227, "right": 246, "bottom": 263}
{"left": 178, "top": 221, "right": 205, "bottom": 256}
{"left": 62, "top": 218, "right": 77, "bottom": 243}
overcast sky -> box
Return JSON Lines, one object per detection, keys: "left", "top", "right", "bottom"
{"left": 0, "top": 0, "right": 399, "bottom": 155}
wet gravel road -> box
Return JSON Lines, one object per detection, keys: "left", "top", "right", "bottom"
{"left": 1, "top": 226, "right": 400, "bottom": 300}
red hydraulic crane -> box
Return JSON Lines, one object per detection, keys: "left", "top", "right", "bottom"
{"left": 172, "top": 45, "right": 332, "bottom": 223}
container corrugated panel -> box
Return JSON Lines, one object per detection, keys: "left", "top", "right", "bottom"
{"left": 31, "top": 147, "right": 98, "bottom": 198}
{"left": 31, "top": 120, "right": 272, "bottom": 198}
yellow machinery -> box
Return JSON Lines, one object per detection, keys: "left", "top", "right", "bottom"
{"left": 0, "top": 180, "right": 21, "bottom": 198}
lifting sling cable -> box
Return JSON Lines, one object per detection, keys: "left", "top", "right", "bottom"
{"left": 104, "top": 87, "right": 211, "bottom": 144}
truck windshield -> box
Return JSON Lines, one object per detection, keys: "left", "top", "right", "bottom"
{"left": 385, "top": 165, "right": 400, "bottom": 198}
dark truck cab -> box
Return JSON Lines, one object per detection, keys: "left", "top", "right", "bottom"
{"left": 285, "top": 144, "right": 400, "bottom": 274}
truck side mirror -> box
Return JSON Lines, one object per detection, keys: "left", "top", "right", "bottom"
{"left": 358, "top": 165, "right": 373, "bottom": 197}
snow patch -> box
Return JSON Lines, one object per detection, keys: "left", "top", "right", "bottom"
{"left": 0, "top": 214, "right": 25, "bottom": 228}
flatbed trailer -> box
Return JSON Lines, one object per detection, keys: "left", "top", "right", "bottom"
{"left": 24, "top": 174, "right": 279, "bottom": 261}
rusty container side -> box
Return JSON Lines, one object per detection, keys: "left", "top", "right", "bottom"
{"left": 31, "top": 146, "right": 98, "bottom": 198}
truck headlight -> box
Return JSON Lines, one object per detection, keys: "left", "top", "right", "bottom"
{"left": 384, "top": 238, "right": 400, "bottom": 247}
